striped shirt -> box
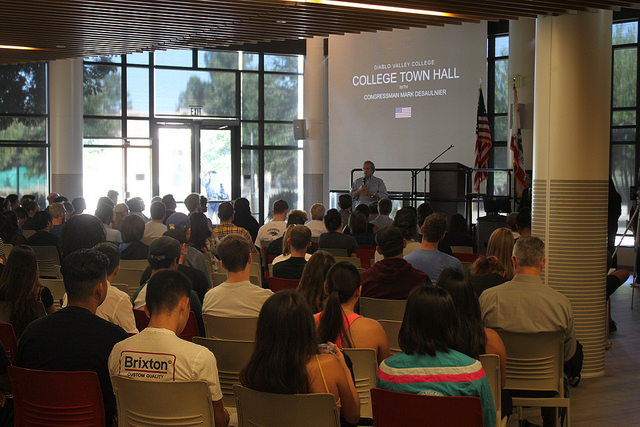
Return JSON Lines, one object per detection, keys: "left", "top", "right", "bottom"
{"left": 377, "top": 350, "right": 495, "bottom": 427}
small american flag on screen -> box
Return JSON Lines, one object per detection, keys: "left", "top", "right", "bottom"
{"left": 395, "top": 107, "right": 412, "bottom": 118}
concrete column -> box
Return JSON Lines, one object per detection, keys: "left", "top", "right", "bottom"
{"left": 532, "top": 11, "right": 612, "bottom": 377}
{"left": 49, "top": 58, "right": 83, "bottom": 199}
{"left": 303, "top": 37, "right": 329, "bottom": 211}
{"left": 509, "top": 18, "right": 536, "bottom": 170}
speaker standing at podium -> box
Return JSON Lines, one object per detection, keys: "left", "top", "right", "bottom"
{"left": 351, "top": 160, "right": 388, "bottom": 207}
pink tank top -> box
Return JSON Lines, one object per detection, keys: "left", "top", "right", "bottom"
{"left": 314, "top": 312, "right": 362, "bottom": 348}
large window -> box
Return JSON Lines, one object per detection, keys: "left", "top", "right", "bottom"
{"left": 0, "top": 63, "right": 49, "bottom": 206}
{"left": 83, "top": 47, "right": 304, "bottom": 221}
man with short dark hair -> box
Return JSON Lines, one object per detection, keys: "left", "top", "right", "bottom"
{"left": 272, "top": 225, "right": 312, "bottom": 279}
{"left": 361, "top": 226, "right": 428, "bottom": 299}
{"left": 211, "top": 202, "right": 253, "bottom": 244}
{"left": 127, "top": 197, "right": 148, "bottom": 222}
{"left": 516, "top": 209, "right": 531, "bottom": 237}
{"left": 318, "top": 208, "right": 358, "bottom": 257}
{"left": 143, "top": 201, "right": 168, "bottom": 239}
{"left": 109, "top": 269, "right": 230, "bottom": 427}
{"left": 404, "top": 213, "right": 463, "bottom": 280}
{"left": 371, "top": 198, "right": 393, "bottom": 230}
{"left": 202, "top": 234, "right": 273, "bottom": 317}
{"left": 107, "top": 189, "right": 119, "bottom": 205}
{"left": 14, "top": 249, "right": 129, "bottom": 425}
{"left": 26, "top": 210, "right": 60, "bottom": 250}
{"left": 184, "top": 193, "right": 202, "bottom": 215}
{"left": 255, "top": 199, "right": 289, "bottom": 248}
{"left": 21, "top": 199, "right": 39, "bottom": 230}
{"left": 267, "top": 209, "right": 308, "bottom": 255}
{"left": 338, "top": 194, "right": 353, "bottom": 228}
{"left": 162, "top": 194, "right": 177, "bottom": 223}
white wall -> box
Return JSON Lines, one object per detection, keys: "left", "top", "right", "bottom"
{"left": 328, "top": 23, "right": 487, "bottom": 192}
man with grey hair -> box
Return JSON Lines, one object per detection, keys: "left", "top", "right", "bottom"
{"left": 479, "top": 236, "right": 581, "bottom": 426}
{"left": 306, "top": 203, "right": 327, "bottom": 237}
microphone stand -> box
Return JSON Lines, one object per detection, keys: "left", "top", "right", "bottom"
{"left": 411, "top": 144, "right": 455, "bottom": 205}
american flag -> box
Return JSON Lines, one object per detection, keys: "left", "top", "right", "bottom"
{"left": 473, "top": 88, "right": 492, "bottom": 192}
{"left": 510, "top": 86, "right": 526, "bottom": 196}
{"left": 395, "top": 107, "right": 412, "bottom": 119}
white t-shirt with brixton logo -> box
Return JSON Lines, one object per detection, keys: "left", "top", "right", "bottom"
{"left": 108, "top": 327, "right": 223, "bottom": 401}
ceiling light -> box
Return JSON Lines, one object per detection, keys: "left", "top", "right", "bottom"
{"left": 0, "top": 44, "right": 42, "bottom": 50}
{"left": 288, "top": 0, "right": 453, "bottom": 17}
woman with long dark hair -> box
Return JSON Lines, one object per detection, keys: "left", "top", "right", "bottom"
{"left": 188, "top": 212, "right": 215, "bottom": 265}
{"left": 233, "top": 198, "right": 260, "bottom": 243}
{"left": 118, "top": 215, "right": 148, "bottom": 260}
{"left": 376, "top": 284, "right": 495, "bottom": 427}
{"left": 316, "top": 262, "right": 389, "bottom": 364}
{"left": 241, "top": 290, "right": 360, "bottom": 425}
{"left": 297, "top": 250, "right": 335, "bottom": 313}
{"left": 0, "top": 245, "right": 55, "bottom": 336}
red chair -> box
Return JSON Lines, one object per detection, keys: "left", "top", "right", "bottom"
{"left": 452, "top": 253, "right": 481, "bottom": 263}
{"left": 133, "top": 308, "right": 150, "bottom": 331}
{"left": 0, "top": 323, "right": 18, "bottom": 363}
{"left": 179, "top": 311, "right": 199, "bottom": 341}
{"left": 9, "top": 366, "right": 106, "bottom": 426}
{"left": 357, "top": 246, "right": 376, "bottom": 269}
{"left": 268, "top": 277, "right": 300, "bottom": 292}
{"left": 371, "top": 388, "right": 483, "bottom": 427}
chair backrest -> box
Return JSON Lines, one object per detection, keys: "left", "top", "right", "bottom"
{"left": 111, "top": 376, "right": 214, "bottom": 426}
{"left": 451, "top": 245, "right": 473, "bottom": 254}
{"left": 249, "top": 275, "right": 261, "bottom": 287}
{"left": 0, "top": 323, "right": 18, "bottom": 362}
{"left": 23, "top": 229, "right": 36, "bottom": 239}
{"left": 203, "top": 314, "right": 258, "bottom": 340}
{"left": 119, "top": 259, "right": 149, "bottom": 270}
{"left": 111, "top": 283, "right": 131, "bottom": 296}
{"left": 370, "top": 387, "right": 483, "bottom": 427}
{"left": 452, "top": 252, "right": 481, "bottom": 263}
{"left": 322, "top": 247, "right": 349, "bottom": 257}
{"left": 359, "top": 297, "right": 406, "bottom": 321}
{"left": 212, "top": 271, "right": 227, "bottom": 287}
{"left": 178, "top": 311, "right": 200, "bottom": 341}
{"left": 9, "top": 366, "right": 106, "bottom": 426}
{"left": 334, "top": 256, "right": 363, "bottom": 268}
{"left": 30, "top": 245, "right": 61, "bottom": 278}
{"left": 343, "top": 348, "right": 378, "bottom": 418}
{"left": 193, "top": 337, "right": 255, "bottom": 408}
{"left": 234, "top": 385, "right": 340, "bottom": 427}
{"left": 497, "top": 330, "right": 565, "bottom": 395}
{"left": 114, "top": 268, "right": 145, "bottom": 296}
{"left": 356, "top": 246, "right": 376, "bottom": 269}
{"left": 378, "top": 320, "right": 402, "bottom": 355}
{"left": 40, "top": 278, "right": 67, "bottom": 308}
{"left": 133, "top": 308, "right": 149, "bottom": 331}
{"left": 268, "top": 277, "right": 300, "bottom": 292}
{"left": 479, "top": 353, "right": 502, "bottom": 416}
{"left": 3, "top": 243, "right": 13, "bottom": 257}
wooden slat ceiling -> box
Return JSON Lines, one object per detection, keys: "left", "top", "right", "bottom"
{"left": 0, "top": 0, "right": 636, "bottom": 63}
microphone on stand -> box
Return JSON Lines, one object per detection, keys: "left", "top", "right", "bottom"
{"left": 363, "top": 176, "right": 367, "bottom": 187}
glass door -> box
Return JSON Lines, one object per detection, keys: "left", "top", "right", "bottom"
{"left": 158, "top": 126, "right": 193, "bottom": 208}
{"left": 200, "top": 128, "right": 232, "bottom": 221}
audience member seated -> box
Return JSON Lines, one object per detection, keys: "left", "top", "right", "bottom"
{"left": 255, "top": 199, "right": 289, "bottom": 249}
{"left": 202, "top": 234, "right": 273, "bottom": 317}
{"left": 112, "top": 203, "right": 129, "bottom": 231}
{"left": 437, "top": 268, "right": 510, "bottom": 414}
{"left": 306, "top": 203, "right": 328, "bottom": 237}
{"left": 416, "top": 203, "right": 433, "bottom": 231}
{"left": 0, "top": 245, "right": 55, "bottom": 336}
{"left": 14, "top": 207, "right": 28, "bottom": 232}
{"left": 371, "top": 198, "right": 393, "bottom": 231}
{"left": 272, "top": 225, "right": 310, "bottom": 265}
{"left": 143, "top": 201, "right": 168, "bottom": 240}
{"left": 345, "top": 211, "right": 375, "bottom": 246}
{"left": 109, "top": 269, "right": 229, "bottom": 427}
{"left": 318, "top": 209, "right": 358, "bottom": 257}
{"left": 338, "top": 194, "right": 353, "bottom": 232}
{"left": 163, "top": 228, "right": 212, "bottom": 288}
{"left": 232, "top": 197, "right": 260, "bottom": 243}
{"left": 13, "top": 249, "right": 129, "bottom": 425}
{"left": 20, "top": 199, "right": 39, "bottom": 231}
{"left": 49, "top": 202, "right": 65, "bottom": 237}
{"left": 376, "top": 285, "right": 495, "bottom": 427}
{"left": 438, "top": 213, "right": 475, "bottom": 254}
{"left": 89, "top": 243, "right": 137, "bottom": 334}
{"left": 127, "top": 197, "right": 148, "bottom": 222}
{"left": 161, "top": 194, "right": 177, "bottom": 224}
{"left": 479, "top": 237, "right": 582, "bottom": 426}
{"left": 344, "top": 204, "right": 375, "bottom": 235}
{"left": 506, "top": 212, "right": 520, "bottom": 239}
{"left": 107, "top": 190, "right": 118, "bottom": 205}
{"left": 1, "top": 211, "right": 26, "bottom": 245}
{"left": 486, "top": 228, "right": 515, "bottom": 281}
{"left": 241, "top": 290, "right": 360, "bottom": 426}
{"left": 515, "top": 209, "right": 531, "bottom": 238}
{"left": 71, "top": 197, "right": 86, "bottom": 216}
{"left": 189, "top": 212, "right": 216, "bottom": 266}
{"left": 374, "top": 207, "right": 421, "bottom": 262}
{"left": 404, "top": 213, "right": 463, "bottom": 279}
{"left": 316, "top": 262, "right": 390, "bottom": 365}
{"left": 267, "top": 210, "right": 308, "bottom": 256}
{"left": 272, "top": 225, "right": 312, "bottom": 280}
{"left": 361, "top": 226, "right": 428, "bottom": 299}
{"left": 25, "top": 211, "right": 60, "bottom": 253}
{"left": 119, "top": 215, "right": 149, "bottom": 260}
{"left": 184, "top": 193, "right": 202, "bottom": 215}
{"left": 95, "top": 197, "right": 122, "bottom": 244}
{"left": 211, "top": 202, "right": 253, "bottom": 245}
{"left": 133, "top": 237, "right": 205, "bottom": 334}
{"left": 469, "top": 255, "right": 508, "bottom": 297}
{"left": 296, "top": 250, "right": 336, "bottom": 313}
{"left": 60, "top": 214, "right": 106, "bottom": 257}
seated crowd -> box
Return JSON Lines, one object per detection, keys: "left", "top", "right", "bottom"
{"left": 0, "top": 191, "right": 587, "bottom": 427}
